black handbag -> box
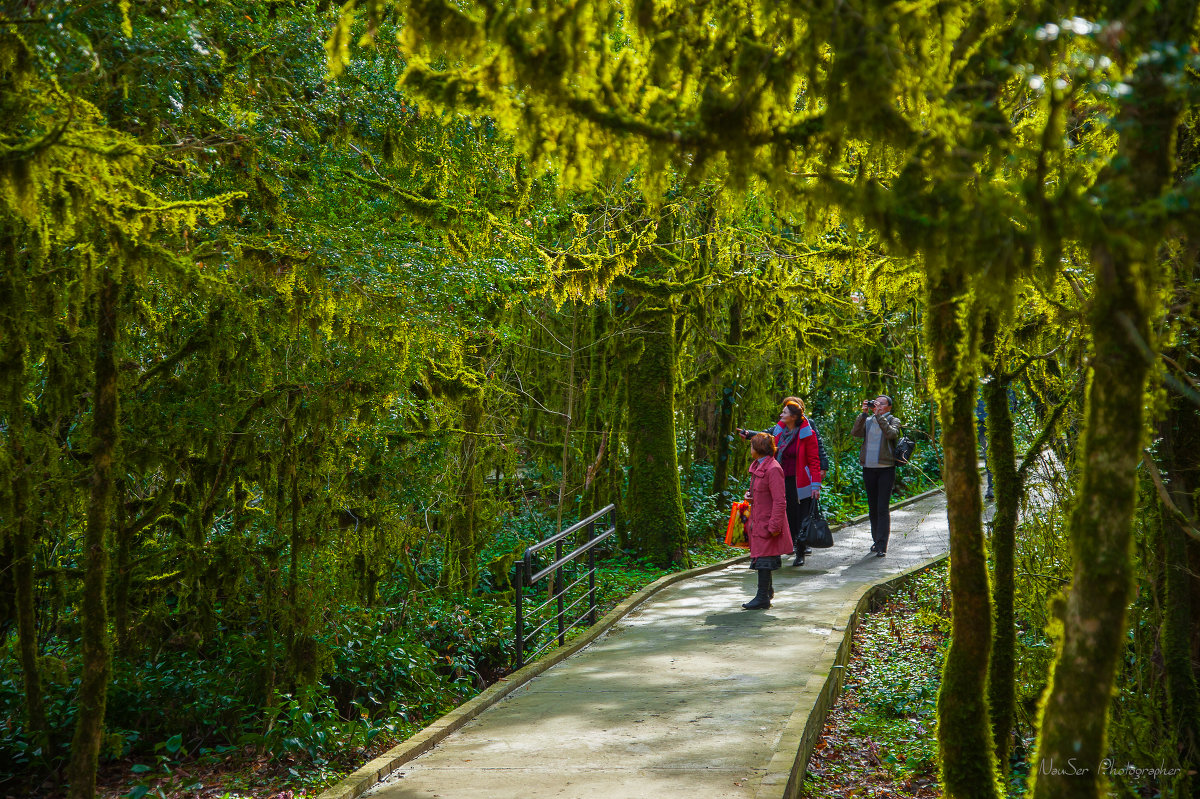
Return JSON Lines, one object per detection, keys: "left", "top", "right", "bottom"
{"left": 894, "top": 435, "right": 916, "bottom": 466}
{"left": 804, "top": 499, "right": 835, "bottom": 549}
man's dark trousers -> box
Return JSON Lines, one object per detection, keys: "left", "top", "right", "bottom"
{"left": 863, "top": 466, "right": 895, "bottom": 552}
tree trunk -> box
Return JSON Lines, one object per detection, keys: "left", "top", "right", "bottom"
{"left": 712, "top": 298, "right": 743, "bottom": 509}
{"left": 1032, "top": 14, "right": 1197, "bottom": 792}
{"left": 691, "top": 398, "right": 715, "bottom": 465}
{"left": 555, "top": 306, "right": 578, "bottom": 534}
{"left": 625, "top": 307, "right": 690, "bottom": 567}
{"left": 1033, "top": 250, "right": 1151, "bottom": 799}
{"left": 1152, "top": 256, "right": 1200, "bottom": 792}
{"left": 983, "top": 355, "right": 1018, "bottom": 775}
{"left": 1158, "top": 404, "right": 1200, "bottom": 796}
{"left": 712, "top": 297, "right": 742, "bottom": 517}
{"left": 606, "top": 371, "right": 628, "bottom": 543}
{"left": 579, "top": 305, "right": 604, "bottom": 517}
{"left": 446, "top": 392, "right": 483, "bottom": 591}
{"left": 1, "top": 246, "right": 49, "bottom": 753}
{"left": 112, "top": 481, "right": 132, "bottom": 657}
{"left": 927, "top": 267, "right": 1001, "bottom": 799}
{"left": 67, "top": 271, "right": 119, "bottom": 799}
{"left": 12, "top": 424, "right": 50, "bottom": 755}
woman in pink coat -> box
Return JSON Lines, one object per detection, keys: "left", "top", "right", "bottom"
{"left": 742, "top": 433, "right": 793, "bottom": 609}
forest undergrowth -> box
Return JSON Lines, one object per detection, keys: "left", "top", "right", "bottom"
{"left": 801, "top": 470, "right": 1193, "bottom": 799}
{"left": 2, "top": 457, "right": 942, "bottom": 799}
{"left": 803, "top": 563, "right": 951, "bottom": 799}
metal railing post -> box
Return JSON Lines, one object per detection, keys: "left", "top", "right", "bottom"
{"left": 587, "top": 517, "right": 597, "bottom": 625}
{"left": 515, "top": 551, "right": 530, "bottom": 667}
{"left": 555, "top": 538, "right": 565, "bottom": 646}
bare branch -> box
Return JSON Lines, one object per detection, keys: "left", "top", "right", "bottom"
{"left": 1141, "top": 452, "right": 1200, "bottom": 543}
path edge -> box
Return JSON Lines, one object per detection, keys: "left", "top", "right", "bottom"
{"left": 317, "top": 548, "right": 749, "bottom": 799}
{"left": 755, "top": 501, "right": 948, "bottom": 799}
{"left": 318, "top": 484, "right": 945, "bottom": 799}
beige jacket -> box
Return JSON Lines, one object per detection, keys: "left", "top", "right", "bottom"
{"left": 851, "top": 412, "right": 902, "bottom": 467}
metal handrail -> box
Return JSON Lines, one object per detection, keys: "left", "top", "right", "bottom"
{"left": 524, "top": 504, "right": 615, "bottom": 554}
{"left": 525, "top": 570, "right": 594, "bottom": 616}
{"left": 514, "top": 504, "right": 616, "bottom": 668}
{"left": 528, "top": 533, "right": 612, "bottom": 584}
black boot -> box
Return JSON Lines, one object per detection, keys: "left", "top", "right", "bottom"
{"left": 743, "top": 569, "right": 772, "bottom": 609}
{"left": 791, "top": 538, "right": 805, "bottom": 567}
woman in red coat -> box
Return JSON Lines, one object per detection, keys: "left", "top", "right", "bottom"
{"left": 742, "top": 433, "right": 793, "bottom": 609}
{"left": 738, "top": 398, "right": 824, "bottom": 566}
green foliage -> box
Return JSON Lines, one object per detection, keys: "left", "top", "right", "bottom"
{"left": 680, "top": 462, "right": 732, "bottom": 539}
{"left": 0, "top": 596, "right": 513, "bottom": 787}
{"left": 2, "top": 0, "right": 1196, "bottom": 795}
{"left": 843, "top": 566, "right": 951, "bottom": 786}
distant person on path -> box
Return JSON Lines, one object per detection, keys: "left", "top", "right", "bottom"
{"left": 976, "top": 394, "right": 994, "bottom": 501}
{"left": 737, "top": 397, "right": 823, "bottom": 566}
{"left": 741, "top": 433, "right": 793, "bottom": 610}
{"left": 851, "top": 394, "right": 902, "bottom": 557}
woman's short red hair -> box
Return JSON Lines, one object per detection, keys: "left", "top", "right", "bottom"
{"left": 751, "top": 432, "right": 776, "bottom": 457}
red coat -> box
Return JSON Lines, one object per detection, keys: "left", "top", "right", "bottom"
{"left": 747, "top": 456, "right": 794, "bottom": 558}
{"left": 774, "top": 419, "right": 824, "bottom": 498}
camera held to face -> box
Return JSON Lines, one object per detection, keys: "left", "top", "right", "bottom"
{"left": 865, "top": 399, "right": 876, "bottom": 410}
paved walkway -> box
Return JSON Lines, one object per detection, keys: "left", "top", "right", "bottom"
{"left": 364, "top": 491, "right": 950, "bottom": 799}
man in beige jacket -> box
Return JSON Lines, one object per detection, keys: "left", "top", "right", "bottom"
{"left": 851, "top": 395, "right": 902, "bottom": 557}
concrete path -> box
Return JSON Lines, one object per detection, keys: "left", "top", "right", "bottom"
{"left": 364, "top": 491, "right": 949, "bottom": 799}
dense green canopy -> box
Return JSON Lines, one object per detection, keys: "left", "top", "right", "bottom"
{"left": 2, "top": 2, "right": 1199, "bottom": 798}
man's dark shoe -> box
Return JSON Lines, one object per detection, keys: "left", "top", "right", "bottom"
{"left": 804, "top": 547, "right": 813, "bottom": 555}
{"left": 870, "top": 543, "right": 877, "bottom": 552}
{"left": 742, "top": 594, "right": 771, "bottom": 610}
{"left": 876, "top": 550, "right": 886, "bottom": 558}
{"left": 792, "top": 554, "right": 804, "bottom": 567}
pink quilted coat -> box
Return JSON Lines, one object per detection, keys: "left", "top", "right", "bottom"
{"left": 747, "top": 456, "right": 793, "bottom": 558}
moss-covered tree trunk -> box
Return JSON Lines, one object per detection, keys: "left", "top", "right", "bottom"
{"left": 1032, "top": 254, "right": 1151, "bottom": 799}
{"left": 261, "top": 463, "right": 285, "bottom": 710}
{"left": 10, "top": 419, "right": 50, "bottom": 757}
{"left": 2, "top": 299, "right": 50, "bottom": 755}
{"left": 1, "top": 247, "right": 50, "bottom": 753}
{"left": 927, "top": 266, "right": 1001, "bottom": 799}
{"left": 112, "top": 481, "right": 132, "bottom": 657}
{"left": 555, "top": 307, "right": 578, "bottom": 534}
{"left": 579, "top": 304, "right": 604, "bottom": 517}
{"left": 12, "top": 454, "right": 49, "bottom": 754}
{"left": 983, "top": 355, "right": 1018, "bottom": 775}
{"left": 1156, "top": 108, "right": 1200, "bottom": 799}
{"left": 445, "top": 392, "right": 483, "bottom": 591}
{"left": 67, "top": 271, "right": 119, "bottom": 799}
{"left": 605, "top": 373, "right": 627, "bottom": 542}
{"left": 625, "top": 306, "right": 689, "bottom": 567}
{"left": 1032, "top": 11, "right": 1196, "bottom": 791}
{"left": 712, "top": 297, "right": 742, "bottom": 517}
{"left": 1158, "top": 401, "right": 1200, "bottom": 796}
